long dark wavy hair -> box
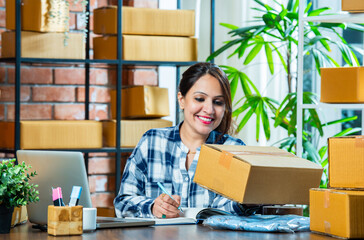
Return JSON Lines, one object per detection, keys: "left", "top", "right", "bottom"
{"left": 179, "top": 62, "right": 232, "bottom": 137}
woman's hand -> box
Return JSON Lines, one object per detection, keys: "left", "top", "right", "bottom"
{"left": 152, "top": 193, "right": 181, "bottom": 218}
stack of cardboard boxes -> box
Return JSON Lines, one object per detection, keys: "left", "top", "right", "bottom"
{"left": 314, "top": 4, "right": 364, "bottom": 236}
{"left": 94, "top": 6, "right": 197, "bottom": 147}
{"left": 310, "top": 136, "right": 364, "bottom": 238}
{"left": 92, "top": 6, "right": 197, "bottom": 61}
{"left": 103, "top": 86, "right": 172, "bottom": 148}
{"left": 0, "top": 0, "right": 101, "bottom": 150}
{"left": 2, "top": 0, "right": 85, "bottom": 59}
{"left": 313, "top": 4, "right": 364, "bottom": 237}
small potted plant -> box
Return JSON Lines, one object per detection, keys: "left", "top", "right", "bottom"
{"left": 0, "top": 159, "right": 39, "bottom": 234}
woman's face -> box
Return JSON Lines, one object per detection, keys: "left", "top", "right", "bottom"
{"left": 178, "top": 74, "right": 226, "bottom": 138}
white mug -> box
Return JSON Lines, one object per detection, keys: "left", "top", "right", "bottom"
{"left": 83, "top": 207, "right": 97, "bottom": 232}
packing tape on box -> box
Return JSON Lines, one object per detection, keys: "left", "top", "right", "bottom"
{"left": 355, "top": 136, "right": 364, "bottom": 147}
{"left": 145, "top": 93, "right": 150, "bottom": 114}
{"left": 324, "top": 221, "right": 331, "bottom": 234}
{"left": 218, "top": 150, "right": 294, "bottom": 169}
{"left": 218, "top": 151, "right": 234, "bottom": 169}
{"left": 324, "top": 190, "right": 330, "bottom": 208}
{"left": 227, "top": 151, "right": 293, "bottom": 157}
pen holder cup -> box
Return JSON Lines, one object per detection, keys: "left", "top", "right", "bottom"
{"left": 47, "top": 205, "right": 83, "bottom": 236}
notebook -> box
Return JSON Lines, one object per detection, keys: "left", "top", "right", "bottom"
{"left": 17, "top": 150, "right": 155, "bottom": 228}
{"left": 127, "top": 207, "right": 231, "bottom": 225}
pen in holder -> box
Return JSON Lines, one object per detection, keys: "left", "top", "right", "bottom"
{"left": 47, "top": 205, "right": 83, "bottom": 236}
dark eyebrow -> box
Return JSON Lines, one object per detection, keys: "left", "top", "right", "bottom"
{"left": 193, "top": 91, "right": 224, "bottom": 98}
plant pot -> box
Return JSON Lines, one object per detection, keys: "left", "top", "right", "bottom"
{"left": 0, "top": 205, "right": 14, "bottom": 234}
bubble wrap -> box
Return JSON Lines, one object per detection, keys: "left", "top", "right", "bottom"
{"left": 203, "top": 214, "right": 310, "bottom": 233}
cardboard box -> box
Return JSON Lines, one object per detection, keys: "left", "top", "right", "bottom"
{"left": 93, "top": 35, "right": 197, "bottom": 61}
{"left": 6, "top": 0, "right": 69, "bottom": 32}
{"left": 0, "top": 120, "right": 102, "bottom": 149}
{"left": 110, "top": 86, "right": 170, "bottom": 119}
{"left": 310, "top": 188, "right": 364, "bottom": 239}
{"left": 97, "top": 207, "right": 116, "bottom": 217}
{"left": 342, "top": 0, "right": 364, "bottom": 12}
{"left": 321, "top": 67, "right": 364, "bottom": 103}
{"left": 328, "top": 136, "right": 364, "bottom": 189}
{"left": 93, "top": 6, "right": 195, "bottom": 36}
{"left": 102, "top": 119, "right": 172, "bottom": 148}
{"left": 1, "top": 31, "right": 85, "bottom": 59}
{"left": 48, "top": 205, "right": 83, "bottom": 236}
{"left": 194, "top": 145, "right": 323, "bottom": 204}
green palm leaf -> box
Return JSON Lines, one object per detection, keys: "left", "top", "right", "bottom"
{"left": 220, "top": 22, "right": 239, "bottom": 30}
{"left": 244, "top": 42, "right": 264, "bottom": 65}
{"left": 264, "top": 43, "right": 274, "bottom": 74}
{"left": 256, "top": 102, "right": 262, "bottom": 141}
{"left": 261, "top": 101, "right": 271, "bottom": 140}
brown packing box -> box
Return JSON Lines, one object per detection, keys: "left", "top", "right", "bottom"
{"left": 320, "top": 67, "right": 364, "bottom": 103}
{"left": 93, "top": 35, "right": 197, "bottom": 61}
{"left": 1, "top": 31, "right": 85, "bottom": 59}
{"left": 102, "top": 119, "right": 172, "bottom": 148}
{"left": 94, "top": 6, "right": 195, "bottom": 36}
{"left": 48, "top": 205, "right": 83, "bottom": 236}
{"left": 328, "top": 136, "right": 364, "bottom": 189}
{"left": 6, "top": 0, "right": 69, "bottom": 32}
{"left": 110, "top": 86, "right": 170, "bottom": 119}
{"left": 97, "top": 207, "right": 116, "bottom": 217}
{"left": 310, "top": 188, "right": 364, "bottom": 239}
{"left": 194, "top": 145, "right": 323, "bottom": 204}
{"left": 342, "top": 0, "right": 364, "bottom": 12}
{"left": 0, "top": 120, "right": 102, "bottom": 149}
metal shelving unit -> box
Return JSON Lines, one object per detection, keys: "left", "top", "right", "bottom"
{"left": 2, "top": 0, "right": 215, "bottom": 194}
{"left": 296, "top": 2, "right": 364, "bottom": 157}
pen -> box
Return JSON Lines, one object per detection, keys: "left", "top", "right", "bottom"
{"left": 52, "top": 187, "right": 65, "bottom": 206}
{"left": 157, "top": 182, "right": 183, "bottom": 213}
{"left": 69, "top": 186, "right": 82, "bottom": 206}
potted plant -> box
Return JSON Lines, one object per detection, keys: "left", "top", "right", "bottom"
{"left": 0, "top": 159, "right": 39, "bottom": 234}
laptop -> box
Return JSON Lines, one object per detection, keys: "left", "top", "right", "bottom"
{"left": 17, "top": 150, "right": 155, "bottom": 229}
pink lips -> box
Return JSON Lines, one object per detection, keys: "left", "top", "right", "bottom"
{"left": 197, "top": 115, "right": 214, "bottom": 125}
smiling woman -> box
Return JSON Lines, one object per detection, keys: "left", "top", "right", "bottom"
{"left": 178, "top": 64, "right": 231, "bottom": 158}
{"left": 114, "top": 62, "right": 246, "bottom": 220}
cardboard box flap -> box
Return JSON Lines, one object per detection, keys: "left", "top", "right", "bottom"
{"left": 207, "top": 144, "right": 289, "bottom": 153}
{"left": 311, "top": 188, "right": 364, "bottom": 196}
{"left": 238, "top": 155, "right": 323, "bottom": 168}
{"left": 206, "top": 144, "right": 321, "bottom": 169}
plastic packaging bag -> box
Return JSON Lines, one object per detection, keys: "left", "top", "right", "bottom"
{"left": 203, "top": 214, "right": 310, "bottom": 233}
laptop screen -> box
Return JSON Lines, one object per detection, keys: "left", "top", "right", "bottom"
{"left": 17, "top": 150, "right": 93, "bottom": 225}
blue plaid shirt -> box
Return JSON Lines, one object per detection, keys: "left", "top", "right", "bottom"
{"left": 114, "top": 122, "right": 245, "bottom": 218}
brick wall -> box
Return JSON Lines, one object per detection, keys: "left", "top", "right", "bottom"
{"left": 0, "top": 0, "right": 159, "bottom": 207}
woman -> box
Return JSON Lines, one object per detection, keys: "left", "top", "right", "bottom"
{"left": 114, "top": 62, "right": 246, "bottom": 219}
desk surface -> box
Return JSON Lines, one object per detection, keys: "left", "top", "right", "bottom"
{"left": 7, "top": 223, "right": 339, "bottom": 240}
